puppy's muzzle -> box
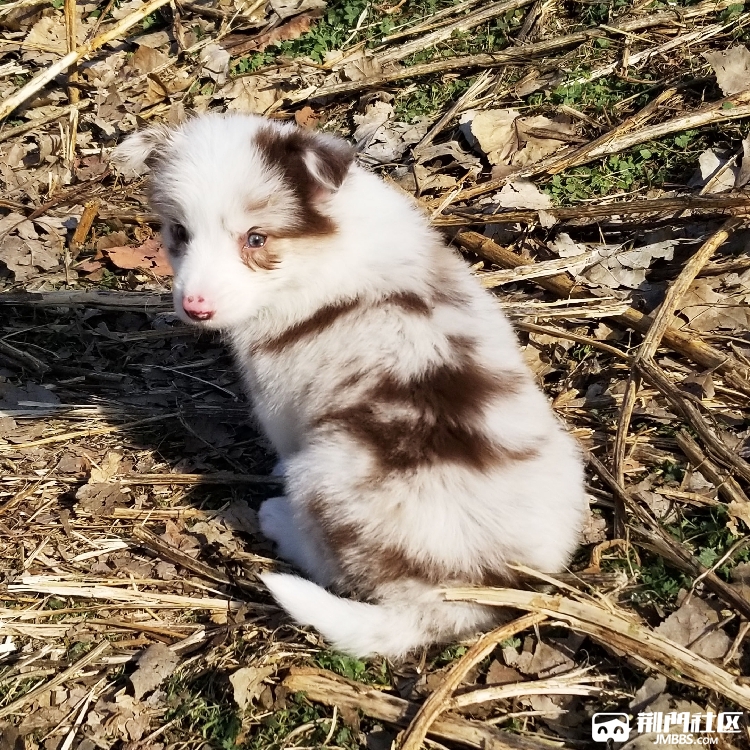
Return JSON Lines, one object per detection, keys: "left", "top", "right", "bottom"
{"left": 182, "top": 294, "right": 215, "bottom": 321}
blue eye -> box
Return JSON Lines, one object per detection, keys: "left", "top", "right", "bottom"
{"left": 245, "top": 232, "right": 266, "bottom": 248}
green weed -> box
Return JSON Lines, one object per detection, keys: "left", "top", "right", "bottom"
{"left": 164, "top": 669, "right": 242, "bottom": 749}
{"left": 244, "top": 693, "right": 359, "bottom": 750}
{"left": 314, "top": 650, "right": 390, "bottom": 685}
{"left": 393, "top": 77, "right": 471, "bottom": 123}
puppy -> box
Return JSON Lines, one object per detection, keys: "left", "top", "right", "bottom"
{"left": 114, "top": 113, "right": 587, "bottom": 659}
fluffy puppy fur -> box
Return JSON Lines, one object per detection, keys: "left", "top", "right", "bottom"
{"left": 114, "top": 113, "right": 587, "bottom": 659}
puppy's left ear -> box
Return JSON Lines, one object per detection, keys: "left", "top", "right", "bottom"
{"left": 257, "top": 126, "right": 354, "bottom": 194}
{"left": 111, "top": 125, "right": 172, "bottom": 176}
{"left": 301, "top": 133, "right": 354, "bottom": 192}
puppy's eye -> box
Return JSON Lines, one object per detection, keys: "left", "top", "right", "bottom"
{"left": 245, "top": 231, "right": 266, "bottom": 249}
{"left": 171, "top": 223, "right": 188, "bottom": 245}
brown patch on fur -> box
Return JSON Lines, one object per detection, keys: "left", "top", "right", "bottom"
{"left": 351, "top": 544, "right": 517, "bottom": 596}
{"left": 386, "top": 291, "right": 432, "bottom": 315}
{"left": 256, "top": 291, "right": 432, "bottom": 353}
{"left": 375, "top": 546, "right": 440, "bottom": 585}
{"left": 255, "top": 125, "right": 354, "bottom": 238}
{"left": 479, "top": 567, "right": 519, "bottom": 588}
{"left": 307, "top": 492, "right": 361, "bottom": 561}
{"left": 319, "top": 335, "right": 536, "bottom": 472}
{"left": 240, "top": 242, "right": 279, "bottom": 272}
{"left": 258, "top": 297, "right": 363, "bottom": 353}
{"left": 306, "top": 489, "right": 517, "bottom": 595}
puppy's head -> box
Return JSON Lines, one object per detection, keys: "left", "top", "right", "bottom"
{"left": 113, "top": 114, "right": 354, "bottom": 329}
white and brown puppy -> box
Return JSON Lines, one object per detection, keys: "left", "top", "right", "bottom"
{"left": 114, "top": 113, "right": 587, "bottom": 659}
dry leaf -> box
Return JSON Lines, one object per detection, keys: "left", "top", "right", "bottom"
{"left": 727, "top": 500, "right": 750, "bottom": 532}
{"left": 654, "top": 594, "right": 731, "bottom": 660}
{"left": 230, "top": 665, "right": 275, "bottom": 710}
{"left": 689, "top": 148, "right": 738, "bottom": 192}
{"left": 353, "top": 101, "right": 430, "bottom": 163}
{"left": 106, "top": 238, "right": 173, "bottom": 277}
{"left": 485, "top": 659, "right": 523, "bottom": 685}
{"left": 630, "top": 675, "right": 668, "bottom": 712}
{"left": 460, "top": 109, "right": 575, "bottom": 173}
{"left": 585, "top": 240, "right": 679, "bottom": 289}
{"left": 736, "top": 136, "right": 750, "bottom": 187}
{"left": 130, "top": 643, "right": 179, "bottom": 700}
{"left": 90, "top": 451, "right": 123, "bottom": 483}
{"left": 340, "top": 51, "right": 382, "bottom": 81}
{"left": 269, "top": 0, "right": 326, "bottom": 20}
{"left": 581, "top": 510, "right": 608, "bottom": 544}
{"left": 223, "top": 76, "right": 279, "bottom": 114}
{"left": 190, "top": 519, "right": 240, "bottom": 552}
{"left": 677, "top": 278, "right": 750, "bottom": 331}
{"left": 200, "top": 43, "right": 230, "bottom": 84}
{"left": 704, "top": 46, "right": 750, "bottom": 96}
{"left": 0, "top": 381, "right": 60, "bottom": 408}
{"left": 75, "top": 483, "right": 128, "bottom": 515}
{"left": 130, "top": 44, "right": 171, "bottom": 76}
{"left": 495, "top": 180, "right": 552, "bottom": 210}
{"left": 0, "top": 235, "right": 60, "bottom": 281}
{"left": 294, "top": 106, "right": 319, "bottom": 128}
{"left": 255, "top": 12, "right": 320, "bottom": 52}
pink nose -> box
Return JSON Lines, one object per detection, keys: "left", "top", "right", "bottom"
{"left": 182, "top": 294, "right": 215, "bottom": 321}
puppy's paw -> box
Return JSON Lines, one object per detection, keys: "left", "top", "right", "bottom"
{"left": 271, "top": 460, "right": 287, "bottom": 478}
{"left": 258, "top": 496, "right": 291, "bottom": 546}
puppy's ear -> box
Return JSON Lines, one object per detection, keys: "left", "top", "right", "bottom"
{"left": 111, "top": 125, "right": 172, "bottom": 176}
{"left": 300, "top": 133, "right": 354, "bottom": 192}
{"left": 257, "top": 126, "right": 354, "bottom": 194}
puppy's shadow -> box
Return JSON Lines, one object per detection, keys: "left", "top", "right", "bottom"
{"left": 1, "top": 299, "right": 285, "bottom": 591}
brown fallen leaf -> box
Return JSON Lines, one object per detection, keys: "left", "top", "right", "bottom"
{"left": 0, "top": 235, "right": 60, "bottom": 281}
{"left": 75, "top": 483, "right": 128, "bottom": 516}
{"left": 90, "top": 451, "right": 123, "bottom": 483}
{"left": 130, "top": 643, "right": 179, "bottom": 700}
{"left": 105, "top": 238, "right": 173, "bottom": 277}
{"left": 270, "top": 0, "right": 326, "bottom": 20}
{"left": 76, "top": 259, "right": 104, "bottom": 273}
{"left": 676, "top": 278, "right": 750, "bottom": 332}
{"left": 485, "top": 659, "right": 523, "bottom": 685}
{"left": 222, "top": 75, "right": 280, "bottom": 114}
{"left": 295, "top": 106, "right": 319, "bottom": 128}
{"left": 460, "top": 109, "right": 576, "bottom": 175}
{"left": 230, "top": 665, "right": 275, "bottom": 710}
{"left": 130, "top": 44, "right": 171, "bottom": 75}
{"left": 222, "top": 11, "right": 321, "bottom": 56}
{"left": 654, "top": 593, "right": 731, "bottom": 660}
{"left": 727, "top": 499, "right": 750, "bottom": 533}
{"left": 704, "top": 46, "right": 750, "bottom": 96}
{"left": 75, "top": 154, "right": 109, "bottom": 182}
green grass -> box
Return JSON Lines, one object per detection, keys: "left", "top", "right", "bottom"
{"left": 163, "top": 666, "right": 243, "bottom": 748}
{"left": 162, "top": 672, "right": 365, "bottom": 750}
{"left": 393, "top": 76, "right": 472, "bottom": 123}
{"left": 624, "top": 505, "right": 749, "bottom": 609}
{"left": 245, "top": 693, "right": 360, "bottom": 750}
{"left": 232, "top": 0, "right": 477, "bottom": 71}
{"left": 542, "top": 130, "right": 709, "bottom": 204}
{"left": 313, "top": 650, "right": 390, "bottom": 685}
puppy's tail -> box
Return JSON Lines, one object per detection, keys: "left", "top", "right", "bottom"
{"left": 262, "top": 572, "right": 479, "bottom": 658}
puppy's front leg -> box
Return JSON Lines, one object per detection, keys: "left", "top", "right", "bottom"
{"left": 258, "top": 497, "right": 330, "bottom": 584}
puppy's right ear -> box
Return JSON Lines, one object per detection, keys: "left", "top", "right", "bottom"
{"left": 111, "top": 125, "right": 171, "bottom": 176}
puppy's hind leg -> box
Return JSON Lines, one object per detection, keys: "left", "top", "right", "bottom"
{"left": 258, "top": 497, "right": 330, "bottom": 584}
